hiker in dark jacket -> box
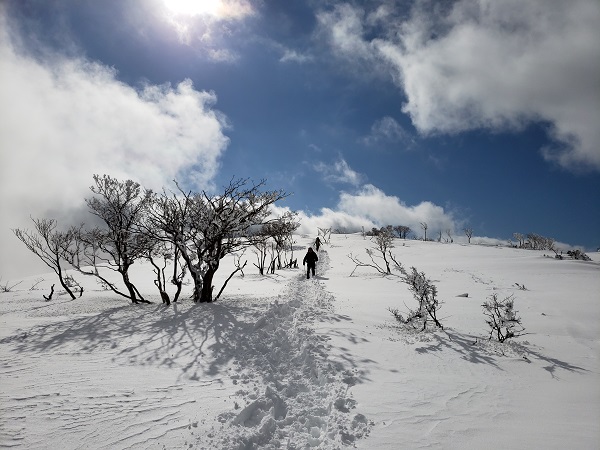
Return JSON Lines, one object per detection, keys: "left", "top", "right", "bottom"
{"left": 314, "top": 237, "right": 321, "bottom": 251}
{"left": 303, "top": 247, "right": 319, "bottom": 279}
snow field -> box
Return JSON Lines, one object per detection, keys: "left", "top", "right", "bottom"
{"left": 1, "top": 233, "right": 599, "bottom": 449}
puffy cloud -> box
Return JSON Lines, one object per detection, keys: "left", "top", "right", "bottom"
{"left": 273, "top": 181, "right": 458, "bottom": 239}
{"left": 317, "top": 4, "right": 370, "bottom": 59}
{"left": 337, "top": 184, "right": 457, "bottom": 235}
{"left": 279, "top": 49, "right": 313, "bottom": 64}
{"left": 319, "top": 0, "right": 600, "bottom": 172}
{"left": 314, "top": 158, "right": 363, "bottom": 186}
{"left": 0, "top": 13, "right": 229, "bottom": 279}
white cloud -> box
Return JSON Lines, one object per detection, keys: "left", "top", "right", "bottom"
{"left": 0, "top": 14, "right": 230, "bottom": 279}
{"left": 320, "top": 0, "right": 600, "bottom": 172}
{"left": 337, "top": 184, "right": 456, "bottom": 236}
{"left": 290, "top": 183, "right": 457, "bottom": 238}
{"left": 363, "top": 116, "right": 413, "bottom": 147}
{"left": 274, "top": 158, "right": 458, "bottom": 239}
{"left": 279, "top": 49, "right": 313, "bottom": 64}
{"left": 305, "top": 158, "right": 457, "bottom": 236}
{"left": 316, "top": 4, "right": 371, "bottom": 60}
{"left": 314, "top": 158, "right": 363, "bottom": 186}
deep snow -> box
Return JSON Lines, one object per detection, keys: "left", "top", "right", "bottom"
{"left": 1, "top": 234, "right": 599, "bottom": 449}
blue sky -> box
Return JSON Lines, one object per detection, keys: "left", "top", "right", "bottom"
{"left": 1, "top": 0, "right": 599, "bottom": 278}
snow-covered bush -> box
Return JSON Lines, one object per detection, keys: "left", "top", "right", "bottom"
{"left": 482, "top": 294, "right": 525, "bottom": 342}
{"left": 389, "top": 265, "right": 444, "bottom": 331}
{"left": 567, "top": 250, "right": 592, "bottom": 261}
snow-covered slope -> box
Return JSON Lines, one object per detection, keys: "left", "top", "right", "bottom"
{"left": 1, "top": 234, "right": 598, "bottom": 449}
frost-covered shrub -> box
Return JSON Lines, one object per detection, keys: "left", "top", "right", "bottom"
{"left": 389, "top": 266, "right": 443, "bottom": 331}
{"left": 567, "top": 250, "right": 592, "bottom": 261}
{"left": 482, "top": 294, "right": 525, "bottom": 342}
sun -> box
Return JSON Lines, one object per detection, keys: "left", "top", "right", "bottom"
{"left": 162, "top": 0, "right": 222, "bottom": 17}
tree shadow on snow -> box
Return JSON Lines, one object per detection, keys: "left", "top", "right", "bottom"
{"left": 0, "top": 300, "right": 264, "bottom": 381}
{"left": 413, "top": 330, "right": 503, "bottom": 370}
{"left": 411, "top": 329, "right": 589, "bottom": 376}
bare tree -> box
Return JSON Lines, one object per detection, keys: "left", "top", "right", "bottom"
{"left": 251, "top": 232, "right": 270, "bottom": 275}
{"left": 420, "top": 222, "right": 428, "bottom": 241}
{"left": 318, "top": 227, "right": 332, "bottom": 244}
{"left": 262, "top": 211, "right": 299, "bottom": 270}
{"left": 445, "top": 229, "right": 453, "bottom": 243}
{"left": 348, "top": 226, "right": 395, "bottom": 275}
{"left": 150, "top": 178, "right": 288, "bottom": 303}
{"left": 13, "top": 218, "right": 78, "bottom": 299}
{"left": 83, "top": 174, "right": 153, "bottom": 304}
{"left": 143, "top": 189, "right": 190, "bottom": 302}
{"left": 464, "top": 227, "right": 473, "bottom": 244}
{"left": 526, "top": 233, "right": 555, "bottom": 251}
{"left": 144, "top": 242, "right": 180, "bottom": 305}
{"left": 215, "top": 251, "right": 247, "bottom": 301}
{"left": 393, "top": 225, "right": 411, "bottom": 239}
{"left": 513, "top": 233, "right": 525, "bottom": 248}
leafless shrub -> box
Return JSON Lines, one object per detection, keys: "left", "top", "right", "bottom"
{"left": 29, "top": 278, "right": 45, "bottom": 291}
{"left": 1, "top": 277, "right": 22, "bottom": 293}
{"left": 348, "top": 226, "right": 396, "bottom": 275}
{"left": 482, "top": 294, "right": 525, "bottom": 342}
{"left": 390, "top": 264, "right": 444, "bottom": 331}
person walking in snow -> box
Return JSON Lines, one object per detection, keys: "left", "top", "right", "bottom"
{"left": 314, "top": 237, "right": 321, "bottom": 251}
{"left": 303, "top": 247, "right": 319, "bottom": 279}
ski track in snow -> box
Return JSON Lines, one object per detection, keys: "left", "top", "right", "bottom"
{"left": 0, "top": 248, "right": 370, "bottom": 449}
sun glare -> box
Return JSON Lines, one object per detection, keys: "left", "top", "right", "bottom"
{"left": 163, "top": 0, "right": 222, "bottom": 17}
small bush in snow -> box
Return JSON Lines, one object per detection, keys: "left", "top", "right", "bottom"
{"left": 1, "top": 277, "right": 22, "bottom": 293}
{"left": 567, "top": 250, "right": 591, "bottom": 261}
{"left": 482, "top": 294, "right": 525, "bottom": 342}
{"left": 389, "top": 265, "right": 444, "bottom": 331}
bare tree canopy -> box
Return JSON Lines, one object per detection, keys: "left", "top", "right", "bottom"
{"left": 13, "top": 218, "right": 78, "bottom": 299}
{"left": 82, "top": 174, "right": 153, "bottom": 303}
{"left": 148, "top": 178, "right": 289, "bottom": 303}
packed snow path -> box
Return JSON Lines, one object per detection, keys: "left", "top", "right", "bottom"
{"left": 212, "top": 249, "right": 371, "bottom": 448}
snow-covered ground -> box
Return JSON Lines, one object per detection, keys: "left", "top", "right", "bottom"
{"left": 1, "top": 234, "right": 599, "bottom": 449}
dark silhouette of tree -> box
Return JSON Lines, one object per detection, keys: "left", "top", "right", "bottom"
{"left": 464, "top": 227, "right": 473, "bottom": 244}
{"left": 83, "top": 174, "right": 153, "bottom": 303}
{"left": 149, "top": 178, "right": 288, "bottom": 303}
{"left": 13, "top": 218, "right": 79, "bottom": 299}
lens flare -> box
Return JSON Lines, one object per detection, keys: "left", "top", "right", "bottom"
{"left": 163, "top": 0, "right": 222, "bottom": 17}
